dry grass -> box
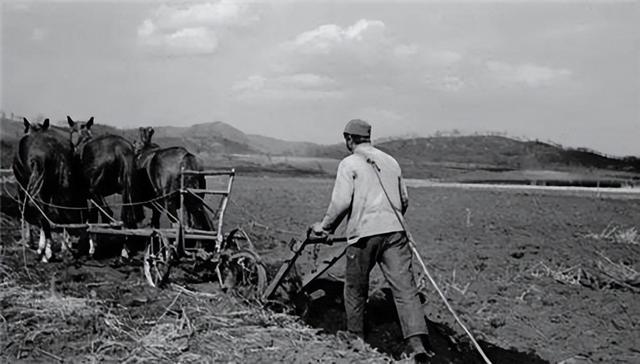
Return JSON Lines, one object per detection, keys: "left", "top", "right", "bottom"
{"left": 529, "top": 261, "right": 584, "bottom": 286}
{"left": 0, "top": 282, "right": 103, "bottom": 361}
{"left": 82, "top": 283, "right": 390, "bottom": 363}
{"left": 586, "top": 224, "right": 640, "bottom": 245}
{"left": 595, "top": 251, "right": 640, "bottom": 292}
{"left": 1, "top": 264, "right": 390, "bottom": 363}
{"left": 528, "top": 254, "right": 640, "bottom": 293}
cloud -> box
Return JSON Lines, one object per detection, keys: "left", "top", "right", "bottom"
{"left": 486, "top": 61, "right": 572, "bottom": 87}
{"left": 233, "top": 73, "right": 344, "bottom": 100}
{"left": 137, "top": 1, "right": 258, "bottom": 56}
{"left": 276, "top": 19, "right": 464, "bottom": 89}
{"left": 234, "top": 19, "right": 467, "bottom": 104}
{"left": 283, "top": 19, "right": 386, "bottom": 55}
{"left": 150, "top": 1, "right": 258, "bottom": 30}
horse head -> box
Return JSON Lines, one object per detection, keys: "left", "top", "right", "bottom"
{"left": 135, "top": 126, "right": 160, "bottom": 154}
{"left": 23, "top": 118, "right": 50, "bottom": 134}
{"left": 67, "top": 116, "right": 94, "bottom": 150}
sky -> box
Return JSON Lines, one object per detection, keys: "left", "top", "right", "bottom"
{"left": 1, "top": 0, "right": 638, "bottom": 156}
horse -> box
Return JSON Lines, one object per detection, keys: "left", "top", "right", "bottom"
{"left": 13, "top": 118, "right": 85, "bottom": 262}
{"left": 67, "top": 116, "right": 142, "bottom": 229}
{"left": 133, "top": 126, "right": 213, "bottom": 232}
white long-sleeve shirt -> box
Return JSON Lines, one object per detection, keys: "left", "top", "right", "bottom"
{"left": 320, "top": 143, "right": 409, "bottom": 244}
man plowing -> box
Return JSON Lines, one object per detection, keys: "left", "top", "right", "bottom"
{"left": 309, "top": 119, "right": 433, "bottom": 363}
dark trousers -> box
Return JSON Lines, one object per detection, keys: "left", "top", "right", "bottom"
{"left": 344, "top": 231, "right": 428, "bottom": 339}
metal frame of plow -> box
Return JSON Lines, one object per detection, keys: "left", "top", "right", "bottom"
{"left": 84, "top": 168, "right": 238, "bottom": 288}
{"left": 179, "top": 168, "right": 235, "bottom": 253}
{"left": 262, "top": 236, "right": 347, "bottom": 302}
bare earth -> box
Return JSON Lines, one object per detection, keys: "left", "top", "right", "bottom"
{"left": 226, "top": 176, "right": 640, "bottom": 363}
{"left": 2, "top": 175, "right": 639, "bottom": 363}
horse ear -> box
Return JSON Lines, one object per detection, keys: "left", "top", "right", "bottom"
{"left": 67, "top": 116, "right": 75, "bottom": 127}
{"left": 147, "top": 127, "right": 154, "bottom": 138}
{"left": 42, "top": 119, "right": 50, "bottom": 129}
{"left": 23, "top": 118, "right": 31, "bottom": 133}
{"left": 86, "top": 117, "right": 94, "bottom": 128}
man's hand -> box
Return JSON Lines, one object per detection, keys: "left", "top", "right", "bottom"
{"left": 307, "top": 222, "right": 329, "bottom": 240}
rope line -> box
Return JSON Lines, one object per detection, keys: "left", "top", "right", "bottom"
{"left": 9, "top": 179, "right": 179, "bottom": 211}
{"left": 90, "top": 199, "right": 118, "bottom": 223}
{"left": 363, "top": 155, "right": 493, "bottom": 364}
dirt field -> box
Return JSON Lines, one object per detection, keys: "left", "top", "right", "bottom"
{"left": 226, "top": 177, "right": 640, "bottom": 363}
{"left": 2, "top": 175, "right": 639, "bottom": 363}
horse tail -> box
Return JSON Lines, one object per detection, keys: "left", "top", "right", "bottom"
{"left": 119, "top": 152, "right": 139, "bottom": 228}
{"left": 181, "top": 153, "right": 214, "bottom": 231}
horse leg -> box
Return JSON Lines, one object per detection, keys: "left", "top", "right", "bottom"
{"left": 89, "top": 234, "right": 96, "bottom": 257}
{"left": 41, "top": 223, "right": 53, "bottom": 263}
{"left": 167, "top": 197, "right": 180, "bottom": 229}
{"left": 151, "top": 205, "right": 161, "bottom": 228}
{"left": 21, "top": 225, "right": 32, "bottom": 246}
{"left": 60, "top": 228, "right": 71, "bottom": 255}
{"left": 18, "top": 193, "right": 33, "bottom": 246}
{"left": 190, "top": 202, "right": 213, "bottom": 231}
{"left": 37, "top": 227, "right": 46, "bottom": 256}
{"left": 185, "top": 192, "right": 214, "bottom": 231}
{"left": 120, "top": 244, "right": 130, "bottom": 260}
{"left": 83, "top": 199, "right": 95, "bottom": 257}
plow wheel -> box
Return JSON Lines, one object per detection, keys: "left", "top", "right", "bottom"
{"left": 220, "top": 249, "right": 267, "bottom": 301}
{"left": 143, "top": 232, "right": 175, "bottom": 288}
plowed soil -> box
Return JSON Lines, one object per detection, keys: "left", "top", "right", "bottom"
{"left": 2, "top": 176, "right": 639, "bottom": 363}
{"left": 226, "top": 177, "right": 640, "bottom": 363}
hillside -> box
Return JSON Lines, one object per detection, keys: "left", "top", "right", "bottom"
{"left": 374, "top": 136, "right": 640, "bottom": 179}
{"left": 1, "top": 116, "right": 638, "bottom": 180}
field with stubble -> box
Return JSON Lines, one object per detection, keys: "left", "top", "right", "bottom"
{"left": 1, "top": 175, "right": 639, "bottom": 363}
{"left": 226, "top": 176, "right": 640, "bottom": 363}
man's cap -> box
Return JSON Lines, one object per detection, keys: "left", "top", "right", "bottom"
{"left": 343, "top": 119, "right": 371, "bottom": 137}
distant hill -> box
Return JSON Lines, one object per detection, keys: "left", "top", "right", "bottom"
{"left": 373, "top": 136, "right": 640, "bottom": 178}
{"left": 246, "top": 134, "right": 320, "bottom": 156}
{"left": 1, "top": 116, "right": 638, "bottom": 180}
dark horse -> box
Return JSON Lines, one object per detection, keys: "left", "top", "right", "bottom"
{"left": 13, "top": 118, "right": 84, "bottom": 262}
{"left": 67, "top": 116, "right": 143, "bottom": 232}
{"left": 133, "top": 126, "right": 213, "bottom": 231}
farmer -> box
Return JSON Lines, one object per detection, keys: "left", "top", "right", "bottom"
{"left": 309, "top": 119, "right": 431, "bottom": 362}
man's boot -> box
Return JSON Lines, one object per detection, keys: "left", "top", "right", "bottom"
{"left": 406, "top": 335, "right": 433, "bottom": 364}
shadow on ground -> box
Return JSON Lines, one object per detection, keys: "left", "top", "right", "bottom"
{"left": 295, "top": 278, "right": 549, "bottom": 364}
